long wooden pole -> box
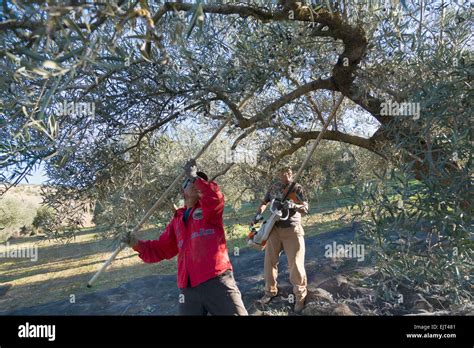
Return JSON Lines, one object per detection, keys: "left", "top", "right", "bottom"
{"left": 87, "top": 116, "right": 232, "bottom": 287}
{"left": 291, "top": 94, "right": 344, "bottom": 186}
{"left": 282, "top": 94, "right": 344, "bottom": 199}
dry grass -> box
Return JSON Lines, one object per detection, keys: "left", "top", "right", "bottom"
{"left": 0, "top": 227, "right": 176, "bottom": 312}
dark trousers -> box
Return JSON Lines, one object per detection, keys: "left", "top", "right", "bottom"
{"left": 178, "top": 270, "right": 248, "bottom": 316}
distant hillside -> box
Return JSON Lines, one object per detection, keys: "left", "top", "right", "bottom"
{"left": 3, "top": 184, "right": 44, "bottom": 204}
{"left": 0, "top": 185, "right": 93, "bottom": 242}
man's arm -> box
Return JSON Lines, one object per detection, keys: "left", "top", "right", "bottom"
{"left": 131, "top": 221, "right": 179, "bottom": 263}
{"left": 290, "top": 201, "right": 309, "bottom": 214}
{"left": 293, "top": 185, "right": 309, "bottom": 214}
{"left": 256, "top": 202, "right": 268, "bottom": 215}
{"left": 194, "top": 177, "right": 224, "bottom": 224}
{"left": 250, "top": 190, "right": 272, "bottom": 225}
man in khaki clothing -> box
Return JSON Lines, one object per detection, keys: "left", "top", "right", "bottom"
{"left": 251, "top": 167, "right": 309, "bottom": 313}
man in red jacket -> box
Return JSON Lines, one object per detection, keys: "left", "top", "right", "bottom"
{"left": 123, "top": 159, "right": 247, "bottom": 316}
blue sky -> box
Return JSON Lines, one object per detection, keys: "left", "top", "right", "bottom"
{"left": 19, "top": 163, "right": 48, "bottom": 185}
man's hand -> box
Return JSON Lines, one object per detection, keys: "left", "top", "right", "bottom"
{"left": 121, "top": 231, "right": 139, "bottom": 248}
{"left": 250, "top": 213, "right": 263, "bottom": 226}
{"left": 282, "top": 200, "right": 308, "bottom": 214}
{"left": 283, "top": 200, "right": 296, "bottom": 210}
{"left": 183, "top": 158, "right": 198, "bottom": 181}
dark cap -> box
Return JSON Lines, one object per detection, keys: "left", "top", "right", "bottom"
{"left": 182, "top": 171, "right": 209, "bottom": 190}
{"left": 196, "top": 171, "right": 208, "bottom": 181}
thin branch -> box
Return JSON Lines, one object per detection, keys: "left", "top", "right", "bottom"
{"left": 273, "top": 129, "right": 387, "bottom": 163}
{"left": 231, "top": 126, "right": 256, "bottom": 150}
{"left": 251, "top": 78, "right": 335, "bottom": 127}
{"left": 287, "top": 75, "right": 325, "bottom": 124}
{"left": 211, "top": 163, "right": 235, "bottom": 181}
{"left": 209, "top": 88, "right": 251, "bottom": 128}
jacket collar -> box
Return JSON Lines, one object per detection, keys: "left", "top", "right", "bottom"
{"left": 174, "top": 201, "right": 201, "bottom": 217}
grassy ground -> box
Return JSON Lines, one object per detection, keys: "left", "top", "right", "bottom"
{"left": 0, "top": 195, "right": 355, "bottom": 312}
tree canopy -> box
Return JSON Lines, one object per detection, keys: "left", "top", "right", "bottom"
{"left": 0, "top": 0, "right": 469, "bottom": 190}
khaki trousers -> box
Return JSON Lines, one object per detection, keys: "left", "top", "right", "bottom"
{"left": 264, "top": 224, "right": 307, "bottom": 301}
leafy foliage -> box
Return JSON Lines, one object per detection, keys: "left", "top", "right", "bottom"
{"left": 32, "top": 206, "right": 55, "bottom": 231}
{"left": 352, "top": 31, "right": 472, "bottom": 307}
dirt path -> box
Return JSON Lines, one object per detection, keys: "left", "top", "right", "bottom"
{"left": 2, "top": 225, "right": 363, "bottom": 315}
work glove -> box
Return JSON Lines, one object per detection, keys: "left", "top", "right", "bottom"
{"left": 121, "top": 231, "right": 139, "bottom": 248}
{"left": 183, "top": 158, "right": 198, "bottom": 181}
{"left": 282, "top": 200, "right": 296, "bottom": 210}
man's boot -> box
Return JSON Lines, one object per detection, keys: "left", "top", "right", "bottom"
{"left": 294, "top": 296, "right": 306, "bottom": 314}
{"left": 259, "top": 293, "right": 277, "bottom": 305}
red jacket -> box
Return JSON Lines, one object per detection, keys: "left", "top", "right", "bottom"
{"left": 132, "top": 177, "right": 232, "bottom": 288}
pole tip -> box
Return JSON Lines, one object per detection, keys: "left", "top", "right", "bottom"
{"left": 86, "top": 284, "right": 92, "bottom": 288}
